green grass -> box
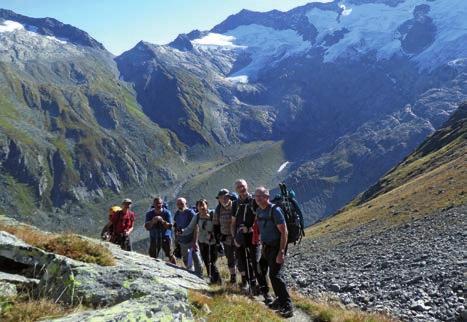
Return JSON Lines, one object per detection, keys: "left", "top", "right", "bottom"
{"left": 291, "top": 293, "right": 397, "bottom": 322}
{"left": 2, "top": 176, "right": 37, "bottom": 217}
{"left": 189, "top": 287, "right": 282, "bottom": 322}
{"left": 0, "top": 295, "right": 80, "bottom": 322}
{"left": 0, "top": 222, "right": 115, "bottom": 266}
{"left": 180, "top": 141, "right": 286, "bottom": 205}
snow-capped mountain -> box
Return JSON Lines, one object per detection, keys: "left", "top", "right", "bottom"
{"left": 185, "top": 0, "right": 466, "bottom": 81}
{"left": 0, "top": 9, "right": 104, "bottom": 50}
{"left": 117, "top": 0, "right": 467, "bottom": 223}
{"left": 0, "top": 0, "right": 466, "bottom": 229}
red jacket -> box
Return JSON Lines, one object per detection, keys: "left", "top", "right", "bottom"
{"left": 252, "top": 221, "right": 260, "bottom": 245}
{"left": 111, "top": 210, "right": 135, "bottom": 235}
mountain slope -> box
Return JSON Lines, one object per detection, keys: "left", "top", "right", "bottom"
{"left": 116, "top": 0, "right": 467, "bottom": 224}
{"left": 307, "top": 101, "right": 466, "bottom": 237}
{"left": 0, "top": 13, "right": 187, "bottom": 231}
{"left": 1, "top": 0, "right": 466, "bottom": 233}
{"left": 285, "top": 102, "right": 466, "bottom": 322}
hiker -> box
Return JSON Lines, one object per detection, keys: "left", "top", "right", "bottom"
{"left": 255, "top": 186, "right": 293, "bottom": 318}
{"left": 174, "top": 197, "right": 203, "bottom": 276}
{"left": 231, "top": 179, "right": 268, "bottom": 295}
{"left": 101, "top": 205, "right": 121, "bottom": 241}
{"left": 196, "top": 199, "right": 221, "bottom": 284}
{"left": 144, "top": 197, "right": 176, "bottom": 264}
{"left": 213, "top": 189, "right": 237, "bottom": 284}
{"left": 110, "top": 198, "right": 135, "bottom": 251}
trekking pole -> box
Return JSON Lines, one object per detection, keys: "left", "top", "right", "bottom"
{"left": 244, "top": 246, "right": 252, "bottom": 296}
{"left": 208, "top": 242, "right": 212, "bottom": 282}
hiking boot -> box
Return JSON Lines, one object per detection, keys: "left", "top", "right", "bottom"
{"left": 252, "top": 284, "right": 261, "bottom": 296}
{"left": 263, "top": 294, "right": 273, "bottom": 306}
{"left": 268, "top": 299, "right": 282, "bottom": 310}
{"left": 241, "top": 282, "right": 250, "bottom": 294}
{"left": 279, "top": 305, "right": 294, "bottom": 318}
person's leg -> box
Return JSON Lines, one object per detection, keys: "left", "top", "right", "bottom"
{"left": 148, "top": 238, "right": 157, "bottom": 258}
{"left": 251, "top": 244, "right": 267, "bottom": 295}
{"left": 199, "top": 243, "right": 210, "bottom": 276}
{"left": 246, "top": 244, "right": 257, "bottom": 289}
{"left": 267, "top": 245, "right": 291, "bottom": 308}
{"left": 162, "top": 237, "right": 176, "bottom": 264}
{"left": 180, "top": 243, "right": 191, "bottom": 269}
{"left": 259, "top": 250, "right": 272, "bottom": 304}
{"left": 127, "top": 236, "right": 132, "bottom": 251}
{"left": 121, "top": 235, "right": 132, "bottom": 251}
{"left": 192, "top": 243, "right": 204, "bottom": 277}
{"left": 224, "top": 238, "right": 237, "bottom": 283}
{"left": 210, "top": 243, "right": 221, "bottom": 283}
{"left": 236, "top": 245, "right": 247, "bottom": 285}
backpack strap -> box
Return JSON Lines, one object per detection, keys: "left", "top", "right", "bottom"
{"left": 262, "top": 204, "right": 278, "bottom": 229}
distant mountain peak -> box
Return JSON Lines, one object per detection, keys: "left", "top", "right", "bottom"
{"left": 0, "top": 8, "right": 105, "bottom": 50}
{"left": 168, "top": 34, "right": 193, "bottom": 51}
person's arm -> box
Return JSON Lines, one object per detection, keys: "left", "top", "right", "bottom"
{"left": 274, "top": 207, "right": 288, "bottom": 264}
{"left": 162, "top": 210, "right": 173, "bottom": 229}
{"left": 230, "top": 216, "right": 236, "bottom": 238}
{"left": 276, "top": 223, "right": 288, "bottom": 264}
{"left": 212, "top": 207, "right": 221, "bottom": 242}
{"left": 126, "top": 213, "right": 135, "bottom": 236}
{"left": 144, "top": 212, "right": 154, "bottom": 230}
{"left": 230, "top": 202, "right": 237, "bottom": 238}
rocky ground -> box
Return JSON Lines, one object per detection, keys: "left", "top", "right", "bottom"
{"left": 285, "top": 205, "right": 466, "bottom": 322}
{"left": 0, "top": 217, "right": 208, "bottom": 321}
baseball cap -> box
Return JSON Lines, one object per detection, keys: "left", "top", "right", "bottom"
{"left": 216, "top": 189, "right": 230, "bottom": 199}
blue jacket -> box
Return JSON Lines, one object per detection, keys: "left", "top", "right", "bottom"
{"left": 145, "top": 209, "right": 173, "bottom": 239}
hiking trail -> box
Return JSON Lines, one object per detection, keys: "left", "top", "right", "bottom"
{"left": 253, "top": 295, "right": 312, "bottom": 321}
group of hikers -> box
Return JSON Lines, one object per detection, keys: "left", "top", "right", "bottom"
{"left": 101, "top": 179, "right": 305, "bottom": 318}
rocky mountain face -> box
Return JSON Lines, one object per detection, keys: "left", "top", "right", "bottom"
{"left": 0, "top": 0, "right": 466, "bottom": 233}
{"left": 285, "top": 104, "right": 466, "bottom": 321}
{"left": 0, "top": 10, "right": 188, "bottom": 231}
{"left": 116, "top": 0, "right": 467, "bottom": 225}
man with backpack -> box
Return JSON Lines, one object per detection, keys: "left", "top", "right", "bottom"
{"left": 213, "top": 189, "right": 237, "bottom": 284}
{"left": 231, "top": 179, "right": 268, "bottom": 295}
{"left": 174, "top": 197, "right": 203, "bottom": 276}
{"left": 110, "top": 198, "right": 135, "bottom": 251}
{"left": 144, "top": 197, "right": 176, "bottom": 264}
{"left": 101, "top": 205, "right": 121, "bottom": 241}
{"left": 255, "top": 186, "right": 293, "bottom": 318}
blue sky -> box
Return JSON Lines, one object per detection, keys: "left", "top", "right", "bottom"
{"left": 0, "top": 0, "right": 326, "bottom": 54}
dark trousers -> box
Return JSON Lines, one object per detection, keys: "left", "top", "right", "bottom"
{"left": 260, "top": 244, "right": 291, "bottom": 306}
{"left": 236, "top": 238, "right": 267, "bottom": 292}
{"left": 199, "top": 242, "right": 220, "bottom": 283}
{"left": 112, "top": 234, "right": 132, "bottom": 251}
{"left": 222, "top": 235, "right": 237, "bottom": 275}
{"left": 149, "top": 237, "right": 172, "bottom": 259}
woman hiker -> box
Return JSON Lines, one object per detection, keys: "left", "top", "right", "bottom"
{"left": 195, "top": 199, "right": 221, "bottom": 284}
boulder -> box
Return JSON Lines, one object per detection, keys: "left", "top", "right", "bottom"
{"left": 0, "top": 281, "right": 17, "bottom": 297}
{"left": 0, "top": 230, "right": 208, "bottom": 320}
{"left": 0, "top": 271, "right": 39, "bottom": 289}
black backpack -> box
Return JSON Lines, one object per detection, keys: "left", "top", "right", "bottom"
{"left": 271, "top": 183, "right": 305, "bottom": 245}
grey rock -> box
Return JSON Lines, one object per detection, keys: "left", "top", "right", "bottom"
{"left": 0, "top": 281, "right": 17, "bottom": 297}
{"left": 0, "top": 230, "right": 208, "bottom": 320}
{"left": 285, "top": 206, "right": 467, "bottom": 322}
{"left": 0, "top": 271, "right": 39, "bottom": 289}
{"left": 329, "top": 283, "right": 341, "bottom": 292}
